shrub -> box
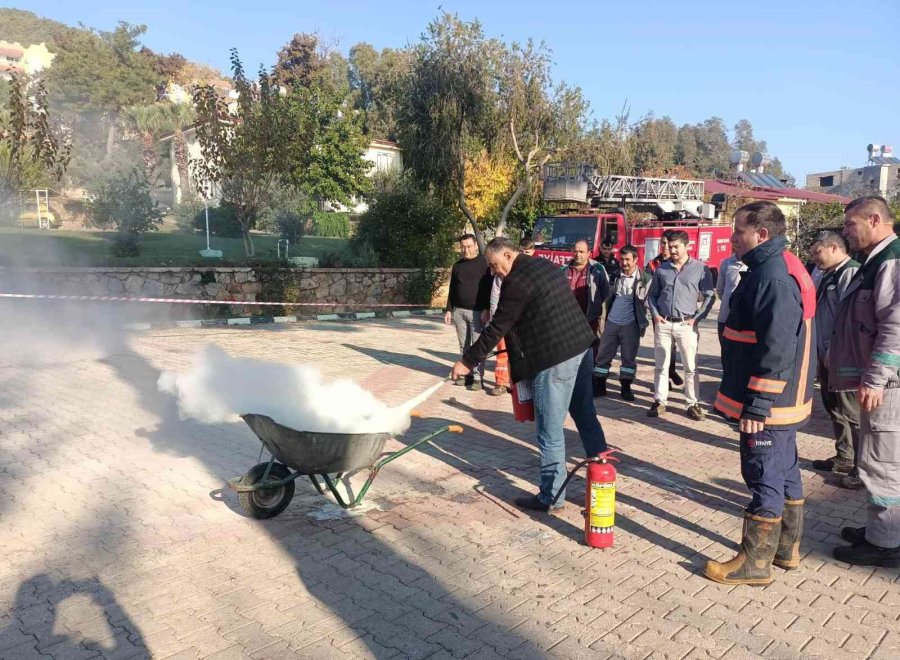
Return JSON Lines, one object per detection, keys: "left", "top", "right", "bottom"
{"left": 355, "top": 175, "right": 461, "bottom": 269}
{"left": 276, "top": 209, "right": 306, "bottom": 243}
{"left": 310, "top": 211, "right": 351, "bottom": 238}
{"left": 174, "top": 199, "right": 205, "bottom": 233}
{"left": 86, "top": 167, "right": 163, "bottom": 256}
{"left": 318, "top": 241, "right": 379, "bottom": 268}
{"left": 193, "top": 202, "right": 244, "bottom": 238}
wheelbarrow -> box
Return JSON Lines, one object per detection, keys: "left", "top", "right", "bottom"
{"left": 227, "top": 413, "right": 463, "bottom": 519}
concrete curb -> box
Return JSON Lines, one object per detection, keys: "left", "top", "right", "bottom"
{"left": 123, "top": 308, "right": 443, "bottom": 331}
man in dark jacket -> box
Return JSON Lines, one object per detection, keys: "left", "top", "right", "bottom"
{"left": 593, "top": 245, "right": 651, "bottom": 401}
{"left": 444, "top": 234, "right": 493, "bottom": 391}
{"left": 450, "top": 238, "right": 607, "bottom": 511}
{"left": 705, "top": 201, "right": 817, "bottom": 586}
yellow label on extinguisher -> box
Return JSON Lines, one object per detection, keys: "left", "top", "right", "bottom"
{"left": 590, "top": 481, "right": 616, "bottom": 530}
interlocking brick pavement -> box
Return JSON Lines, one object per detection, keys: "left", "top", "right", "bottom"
{"left": 0, "top": 314, "right": 897, "bottom": 659}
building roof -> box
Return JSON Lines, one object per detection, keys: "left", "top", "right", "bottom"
{"left": 369, "top": 139, "right": 401, "bottom": 150}
{"left": 705, "top": 179, "right": 851, "bottom": 205}
{"left": 0, "top": 46, "right": 23, "bottom": 58}
{"left": 870, "top": 156, "right": 900, "bottom": 165}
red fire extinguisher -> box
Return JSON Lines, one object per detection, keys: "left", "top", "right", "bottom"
{"left": 585, "top": 450, "right": 619, "bottom": 549}
{"left": 549, "top": 448, "right": 619, "bottom": 548}
{"left": 510, "top": 380, "right": 535, "bottom": 422}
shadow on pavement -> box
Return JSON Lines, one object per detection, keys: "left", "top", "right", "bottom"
{"left": 0, "top": 574, "right": 148, "bottom": 659}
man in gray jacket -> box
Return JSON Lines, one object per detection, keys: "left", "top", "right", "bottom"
{"left": 831, "top": 196, "right": 900, "bottom": 568}
{"left": 809, "top": 231, "right": 861, "bottom": 488}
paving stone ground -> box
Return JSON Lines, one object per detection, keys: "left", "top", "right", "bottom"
{"left": 0, "top": 314, "right": 897, "bottom": 659}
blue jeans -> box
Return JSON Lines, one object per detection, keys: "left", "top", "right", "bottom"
{"left": 532, "top": 349, "right": 608, "bottom": 505}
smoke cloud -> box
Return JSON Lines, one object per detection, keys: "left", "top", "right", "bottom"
{"left": 158, "top": 345, "right": 443, "bottom": 435}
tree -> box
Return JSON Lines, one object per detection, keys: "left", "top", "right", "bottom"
{"left": 272, "top": 33, "right": 329, "bottom": 90}
{"left": 633, "top": 115, "right": 678, "bottom": 175}
{"left": 48, "top": 22, "right": 160, "bottom": 159}
{"left": 123, "top": 103, "right": 170, "bottom": 184}
{"left": 0, "top": 74, "right": 71, "bottom": 215}
{"left": 796, "top": 201, "right": 845, "bottom": 262}
{"left": 349, "top": 43, "right": 411, "bottom": 140}
{"left": 192, "top": 50, "right": 370, "bottom": 256}
{"left": 86, "top": 167, "right": 162, "bottom": 256}
{"left": 732, "top": 119, "right": 768, "bottom": 155}
{"left": 495, "top": 39, "right": 589, "bottom": 236}
{"left": 163, "top": 102, "right": 195, "bottom": 203}
{"left": 139, "top": 47, "right": 188, "bottom": 99}
{"left": 399, "top": 14, "right": 503, "bottom": 247}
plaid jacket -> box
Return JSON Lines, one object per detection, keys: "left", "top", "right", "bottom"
{"left": 462, "top": 254, "right": 595, "bottom": 382}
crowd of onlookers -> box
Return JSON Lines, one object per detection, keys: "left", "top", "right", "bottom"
{"left": 446, "top": 193, "right": 900, "bottom": 579}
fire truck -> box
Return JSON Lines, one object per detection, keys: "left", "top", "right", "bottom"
{"left": 533, "top": 164, "right": 734, "bottom": 280}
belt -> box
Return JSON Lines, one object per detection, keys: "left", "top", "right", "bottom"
{"left": 664, "top": 315, "right": 691, "bottom": 322}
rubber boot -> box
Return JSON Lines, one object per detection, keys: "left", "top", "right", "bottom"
{"left": 703, "top": 513, "right": 781, "bottom": 585}
{"left": 773, "top": 499, "right": 804, "bottom": 570}
{"left": 593, "top": 377, "right": 607, "bottom": 397}
{"left": 620, "top": 379, "right": 635, "bottom": 402}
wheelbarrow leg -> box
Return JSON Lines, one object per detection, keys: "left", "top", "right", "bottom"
{"left": 308, "top": 475, "right": 325, "bottom": 495}
{"left": 320, "top": 474, "right": 353, "bottom": 509}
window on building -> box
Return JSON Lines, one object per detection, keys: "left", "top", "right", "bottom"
{"left": 376, "top": 153, "right": 390, "bottom": 172}
{"left": 819, "top": 175, "right": 834, "bottom": 187}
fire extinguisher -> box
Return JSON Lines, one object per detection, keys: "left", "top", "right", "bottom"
{"left": 550, "top": 449, "right": 620, "bottom": 548}
{"left": 510, "top": 380, "right": 535, "bottom": 422}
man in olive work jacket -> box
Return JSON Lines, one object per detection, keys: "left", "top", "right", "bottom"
{"left": 450, "top": 238, "right": 607, "bottom": 511}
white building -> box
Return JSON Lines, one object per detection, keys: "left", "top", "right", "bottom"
{"left": 0, "top": 41, "right": 55, "bottom": 80}
{"left": 806, "top": 144, "right": 900, "bottom": 198}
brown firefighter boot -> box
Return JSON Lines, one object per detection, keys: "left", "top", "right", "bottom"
{"left": 773, "top": 499, "right": 805, "bottom": 570}
{"left": 704, "top": 513, "right": 781, "bottom": 585}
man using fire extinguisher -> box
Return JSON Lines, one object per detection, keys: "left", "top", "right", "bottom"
{"left": 450, "top": 237, "right": 607, "bottom": 512}
{"left": 705, "top": 201, "right": 816, "bottom": 585}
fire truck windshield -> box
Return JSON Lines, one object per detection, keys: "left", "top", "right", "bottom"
{"left": 533, "top": 216, "right": 597, "bottom": 251}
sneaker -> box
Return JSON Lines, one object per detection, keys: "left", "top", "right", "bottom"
{"left": 686, "top": 404, "right": 706, "bottom": 421}
{"left": 647, "top": 402, "right": 665, "bottom": 417}
{"left": 513, "top": 493, "right": 564, "bottom": 512}
{"left": 839, "top": 474, "right": 864, "bottom": 490}
{"left": 841, "top": 526, "right": 866, "bottom": 544}
{"left": 833, "top": 540, "right": 900, "bottom": 567}
{"left": 467, "top": 380, "right": 483, "bottom": 392}
{"left": 811, "top": 457, "right": 837, "bottom": 472}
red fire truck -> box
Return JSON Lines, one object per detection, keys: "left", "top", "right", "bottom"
{"left": 533, "top": 165, "right": 734, "bottom": 280}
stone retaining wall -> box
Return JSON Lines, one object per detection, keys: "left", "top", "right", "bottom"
{"left": 0, "top": 267, "right": 448, "bottom": 319}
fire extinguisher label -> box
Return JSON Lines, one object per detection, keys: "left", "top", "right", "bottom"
{"left": 590, "top": 481, "right": 615, "bottom": 530}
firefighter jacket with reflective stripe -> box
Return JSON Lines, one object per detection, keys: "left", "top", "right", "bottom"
{"left": 828, "top": 235, "right": 900, "bottom": 392}
{"left": 715, "top": 236, "right": 817, "bottom": 428}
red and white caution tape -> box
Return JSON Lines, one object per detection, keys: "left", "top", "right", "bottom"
{"left": 0, "top": 292, "right": 432, "bottom": 307}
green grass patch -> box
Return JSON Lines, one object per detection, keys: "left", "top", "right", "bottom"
{"left": 0, "top": 227, "right": 348, "bottom": 267}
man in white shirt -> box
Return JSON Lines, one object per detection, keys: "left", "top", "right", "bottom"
{"left": 593, "top": 245, "right": 651, "bottom": 401}
{"left": 716, "top": 251, "right": 748, "bottom": 357}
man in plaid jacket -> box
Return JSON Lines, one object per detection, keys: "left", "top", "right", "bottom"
{"left": 451, "top": 238, "right": 608, "bottom": 511}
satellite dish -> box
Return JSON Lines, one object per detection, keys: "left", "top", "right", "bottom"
{"left": 729, "top": 150, "right": 749, "bottom": 165}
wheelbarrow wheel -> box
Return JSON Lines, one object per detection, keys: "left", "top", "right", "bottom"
{"left": 238, "top": 462, "right": 295, "bottom": 519}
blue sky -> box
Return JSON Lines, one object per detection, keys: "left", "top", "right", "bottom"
{"left": 17, "top": 0, "right": 900, "bottom": 183}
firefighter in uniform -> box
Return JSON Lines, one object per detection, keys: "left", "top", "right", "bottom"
{"left": 705, "top": 201, "right": 816, "bottom": 585}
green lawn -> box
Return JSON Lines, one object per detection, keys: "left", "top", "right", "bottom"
{"left": 0, "top": 227, "right": 348, "bottom": 267}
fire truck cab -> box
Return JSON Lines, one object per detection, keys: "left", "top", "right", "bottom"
{"left": 534, "top": 165, "right": 733, "bottom": 281}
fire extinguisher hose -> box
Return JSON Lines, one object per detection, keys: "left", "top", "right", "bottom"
{"left": 548, "top": 448, "right": 620, "bottom": 507}
{"left": 548, "top": 457, "right": 594, "bottom": 507}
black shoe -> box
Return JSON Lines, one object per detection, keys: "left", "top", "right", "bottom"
{"left": 621, "top": 380, "right": 635, "bottom": 402}
{"left": 514, "top": 494, "right": 563, "bottom": 512}
{"left": 593, "top": 377, "right": 608, "bottom": 398}
{"left": 647, "top": 402, "right": 665, "bottom": 417}
{"left": 832, "top": 460, "right": 854, "bottom": 476}
{"left": 833, "top": 540, "right": 900, "bottom": 567}
{"left": 669, "top": 370, "right": 684, "bottom": 387}
{"left": 811, "top": 457, "right": 836, "bottom": 472}
{"left": 841, "top": 526, "right": 866, "bottom": 544}
{"left": 686, "top": 403, "right": 706, "bottom": 421}
{"left": 839, "top": 474, "right": 864, "bottom": 490}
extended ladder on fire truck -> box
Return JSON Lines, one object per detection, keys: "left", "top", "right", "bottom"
{"left": 543, "top": 164, "right": 713, "bottom": 218}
